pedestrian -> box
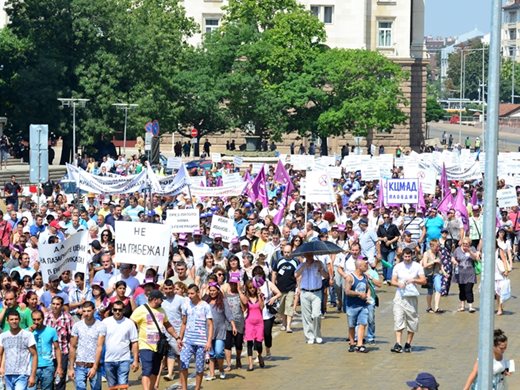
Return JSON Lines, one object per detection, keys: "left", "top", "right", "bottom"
{"left": 451, "top": 238, "right": 480, "bottom": 313}
{"left": 272, "top": 244, "right": 298, "bottom": 333}
{"left": 390, "top": 248, "right": 426, "bottom": 353}
{"left": 179, "top": 284, "right": 213, "bottom": 390}
{"left": 420, "top": 239, "right": 445, "bottom": 313}
{"left": 239, "top": 278, "right": 265, "bottom": 370}
{"left": 203, "top": 138, "right": 211, "bottom": 155}
{"left": 68, "top": 301, "right": 106, "bottom": 390}
{"left": 223, "top": 274, "right": 244, "bottom": 371}
{"left": 130, "top": 289, "right": 182, "bottom": 390}
{"left": 464, "top": 329, "right": 511, "bottom": 390}
{"left": 102, "top": 300, "right": 139, "bottom": 388}
{"left": 43, "top": 296, "right": 73, "bottom": 390}
{"left": 295, "top": 253, "right": 329, "bottom": 345}
{"left": 0, "top": 309, "right": 38, "bottom": 389}
{"left": 4, "top": 175, "right": 21, "bottom": 210}
{"left": 406, "top": 372, "right": 440, "bottom": 390}
{"left": 28, "top": 309, "right": 63, "bottom": 390}
{"left": 377, "top": 211, "right": 400, "bottom": 284}
{"left": 494, "top": 247, "right": 510, "bottom": 316}
{"left": 344, "top": 259, "right": 371, "bottom": 353}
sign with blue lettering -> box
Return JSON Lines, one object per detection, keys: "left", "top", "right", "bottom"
{"left": 384, "top": 178, "right": 419, "bottom": 205}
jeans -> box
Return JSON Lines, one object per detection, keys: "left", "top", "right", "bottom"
{"left": 382, "top": 250, "right": 396, "bottom": 281}
{"left": 209, "top": 339, "right": 225, "bottom": 360}
{"left": 366, "top": 303, "right": 376, "bottom": 341}
{"left": 427, "top": 274, "right": 443, "bottom": 295}
{"left": 74, "top": 366, "right": 101, "bottom": 390}
{"left": 104, "top": 361, "right": 131, "bottom": 387}
{"left": 4, "top": 375, "right": 28, "bottom": 390}
{"left": 28, "top": 366, "right": 54, "bottom": 390}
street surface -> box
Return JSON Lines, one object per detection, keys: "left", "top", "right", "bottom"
{"left": 104, "top": 266, "right": 520, "bottom": 390}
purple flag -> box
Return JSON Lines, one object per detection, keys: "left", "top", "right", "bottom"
{"left": 470, "top": 188, "right": 478, "bottom": 206}
{"left": 440, "top": 163, "right": 449, "bottom": 198}
{"left": 243, "top": 170, "right": 251, "bottom": 183}
{"left": 216, "top": 175, "right": 223, "bottom": 187}
{"left": 417, "top": 182, "right": 426, "bottom": 212}
{"left": 454, "top": 189, "right": 469, "bottom": 231}
{"left": 437, "top": 193, "right": 454, "bottom": 214}
{"left": 377, "top": 180, "right": 384, "bottom": 208}
{"left": 250, "top": 166, "right": 269, "bottom": 207}
{"left": 274, "top": 160, "right": 295, "bottom": 194}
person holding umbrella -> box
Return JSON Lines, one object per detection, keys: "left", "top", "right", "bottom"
{"left": 295, "top": 252, "right": 330, "bottom": 344}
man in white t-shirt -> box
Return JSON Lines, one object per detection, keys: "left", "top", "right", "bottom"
{"left": 0, "top": 309, "right": 38, "bottom": 388}
{"left": 103, "top": 300, "right": 139, "bottom": 387}
{"left": 390, "top": 248, "right": 426, "bottom": 354}
{"left": 187, "top": 230, "right": 210, "bottom": 271}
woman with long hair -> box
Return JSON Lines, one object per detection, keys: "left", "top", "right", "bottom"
{"left": 496, "top": 228, "right": 513, "bottom": 272}
{"left": 91, "top": 281, "right": 109, "bottom": 320}
{"left": 223, "top": 274, "right": 244, "bottom": 371}
{"left": 107, "top": 280, "right": 132, "bottom": 318}
{"left": 100, "top": 230, "right": 113, "bottom": 250}
{"left": 23, "top": 291, "right": 42, "bottom": 312}
{"left": 32, "top": 272, "right": 45, "bottom": 298}
{"left": 240, "top": 278, "right": 265, "bottom": 371}
{"left": 494, "top": 247, "right": 510, "bottom": 316}
{"left": 204, "top": 283, "right": 236, "bottom": 381}
{"left": 195, "top": 253, "right": 215, "bottom": 288}
{"left": 291, "top": 236, "right": 303, "bottom": 251}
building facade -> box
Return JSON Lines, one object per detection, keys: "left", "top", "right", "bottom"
{"left": 0, "top": 0, "right": 7, "bottom": 29}
{"left": 503, "top": 0, "right": 520, "bottom": 60}
{"left": 182, "top": 0, "right": 427, "bottom": 149}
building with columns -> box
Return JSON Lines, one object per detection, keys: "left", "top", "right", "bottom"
{"left": 182, "top": 0, "right": 426, "bottom": 150}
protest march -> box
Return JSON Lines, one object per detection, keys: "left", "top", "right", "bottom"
{"left": 0, "top": 146, "right": 516, "bottom": 390}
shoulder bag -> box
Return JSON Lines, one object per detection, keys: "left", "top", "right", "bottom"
{"left": 144, "top": 304, "right": 169, "bottom": 357}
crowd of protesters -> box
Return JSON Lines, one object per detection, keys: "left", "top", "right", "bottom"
{"left": 0, "top": 148, "right": 516, "bottom": 390}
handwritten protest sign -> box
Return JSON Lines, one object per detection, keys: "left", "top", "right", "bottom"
{"left": 497, "top": 187, "right": 518, "bottom": 208}
{"left": 209, "top": 216, "right": 237, "bottom": 243}
{"left": 166, "top": 209, "right": 200, "bottom": 233}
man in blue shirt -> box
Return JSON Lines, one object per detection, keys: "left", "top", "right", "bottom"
{"left": 29, "top": 309, "right": 63, "bottom": 390}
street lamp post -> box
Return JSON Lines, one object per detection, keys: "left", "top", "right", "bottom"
{"left": 57, "top": 98, "right": 89, "bottom": 165}
{"left": 112, "top": 103, "right": 138, "bottom": 155}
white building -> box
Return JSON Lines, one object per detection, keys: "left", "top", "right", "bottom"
{"left": 503, "top": 0, "right": 520, "bottom": 60}
{"left": 0, "top": 0, "right": 7, "bottom": 28}
{"left": 182, "top": 0, "right": 425, "bottom": 60}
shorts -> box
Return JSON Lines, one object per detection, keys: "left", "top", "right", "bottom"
{"left": 225, "top": 330, "right": 244, "bottom": 350}
{"left": 167, "top": 338, "right": 180, "bottom": 359}
{"left": 427, "top": 274, "right": 443, "bottom": 295}
{"left": 180, "top": 343, "right": 206, "bottom": 373}
{"left": 346, "top": 305, "right": 369, "bottom": 328}
{"left": 278, "top": 291, "right": 295, "bottom": 317}
{"left": 139, "top": 349, "right": 163, "bottom": 377}
{"left": 393, "top": 295, "right": 419, "bottom": 333}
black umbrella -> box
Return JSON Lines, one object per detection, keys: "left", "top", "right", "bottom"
{"left": 291, "top": 240, "right": 345, "bottom": 257}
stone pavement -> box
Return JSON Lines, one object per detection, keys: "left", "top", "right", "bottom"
{"left": 97, "top": 268, "right": 520, "bottom": 390}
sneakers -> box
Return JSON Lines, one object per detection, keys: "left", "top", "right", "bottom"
{"left": 219, "top": 371, "right": 226, "bottom": 379}
{"left": 280, "top": 325, "right": 286, "bottom": 331}
{"left": 404, "top": 343, "right": 412, "bottom": 353}
{"left": 307, "top": 339, "right": 315, "bottom": 345}
{"left": 391, "top": 343, "right": 403, "bottom": 353}
{"left": 204, "top": 375, "right": 216, "bottom": 381}
{"left": 264, "top": 352, "right": 272, "bottom": 360}
{"left": 315, "top": 337, "right": 323, "bottom": 344}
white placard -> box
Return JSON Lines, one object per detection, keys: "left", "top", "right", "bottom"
{"left": 290, "top": 155, "right": 315, "bottom": 171}
{"left": 167, "top": 157, "right": 182, "bottom": 170}
{"left": 166, "top": 209, "right": 200, "bottom": 233}
{"left": 384, "top": 178, "right": 419, "bottom": 204}
{"left": 222, "top": 172, "right": 243, "bottom": 186}
{"left": 378, "top": 155, "right": 394, "bottom": 178}
{"left": 417, "top": 167, "right": 437, "bottom": 195}
{"left": 39, "top": 231, "right": 90, "bottom": 283}
{"left": 326, "top": 166, "right": 342, "bottom": 179}
{"left": 209, "top": 216, "right": 237, "bottom": 243}
{"left": 211, "top": 153, "right": 222, "bottom": 163}
{"left": 361, "top": 160, "right": 380, "bottom": 181}
{"left": 233, "top": 156, "right": 243, "bottom": 167}
{"left": 300, "top": 178, "right": 306, "bottom": 196}
{"left": 497, "top": 188, "right": 518, "bottom": 208}
{"left": 251, "top": 163, "right": 264, "bottom": 175}
{"left": 305, "top": 171, "right": 335, "bottom": 203}
{"left": 115, "top": 221, "right": 172, "bottom": 267}
{"left": 189, "top": 175, "right": 206, "bottom": 186}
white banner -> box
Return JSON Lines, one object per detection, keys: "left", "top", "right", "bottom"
{"left": 67, "top": 164, "right": 149, "bottom": 194}
{"left": 290, "top": 155, "right": 315, "bottom": 171}
{"left": 384, "top": 178, "right": 419, "bottom": 204}
{"left": 417, "top": 167, "right": 437, "bottom": 195}
{"left": 222, "top": 173, "right": 243, "bottom": 186}
{"left": 190, "top": 182, "right": 247, "bottom": 197}
{"left": 39, "top": 231, "right": 90, "bottom": 283}
{"left": 211, "top": 153, "right": 222, "bottom": 163}
{"left": 361, "top": 160, "right": 380, "bottom": 181}
{"left": 497, "top": 188, "right": 518, "bottom": 208}
{"left": 114, "top": 221, "right": 172, "bottom": 267}
{"left": 305, "top": 171, "right": 335, "bottom": 203}
{"left": 326, "top": 166, "right": 342, "bottom": 179}
{"left": 166, "top": 209, "right": 200, "bottom": 233}
{"left": 233, "top": 156, "right": 243, "bottom": 167}
{"left": 154, "top": 165, "right": 190, "bottom": 195}
{"left": 167, "top": 157, "right": 183, "bottom": 170}
{"left": 209, "top": 216, "right": 237, "bottom": 243}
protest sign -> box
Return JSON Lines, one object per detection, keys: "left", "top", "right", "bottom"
{"left": 233, "top": 156, "right": 243, "bottom": 167}
{"left": 190, "top": 182, "right": 247, "bottom": 197}
{"left": 326, "top": 166, "right": 342, "bottom": 179}
{"left": 211, "top": 153, "right": 222, "bottom": 163}
{"left": 67, "top": 164, "right": 149, "bottom": 194}
{"left": 209, "top": 216, "right": 237, "bottom": 243}
{"left": 167, "top": 157, "right": 182, "bottom": 170}
{"left": 166, "top": 209, "right": 200, "bottom": 233}
{"left": 306, "top": 171, "right": 335, "bottom": 203}
{"left": 114, "top": 221, "right": 172, "bottom": 267}
{"left": 416, "top": 167, "right": 437, "bottom": 195}
{"left": 222, "top": 172, "right": 243, "bottom": 186}
{"left": 497, "top": 187, "right": 518, "bottom": 208}
{"left": 384, "top": 178, "right": 419, "bottom": 205}
{"left": 39, "top": 231, "right": 90, "bottom": 283}
{"left": 291, "top": 155, "right": 315, "bottom": 171}
{"left": 361, "top": 160, "right": 380, "bottom": 181}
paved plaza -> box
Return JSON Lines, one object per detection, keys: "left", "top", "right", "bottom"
{"left": 105, "top": 266, "right": 520, "bottom": 390}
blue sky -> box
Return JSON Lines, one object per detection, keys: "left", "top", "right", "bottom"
{"left": 425, "top": 0, "right": 496, "bottom": 37}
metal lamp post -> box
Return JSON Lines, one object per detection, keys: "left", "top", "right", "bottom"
{"left": 113, "top": 103, "right": 138, "bottom": 155}
{"left": 58, "top": 98, "right": 89, "bottom": 165}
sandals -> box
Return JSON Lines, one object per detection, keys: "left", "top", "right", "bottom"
{"left": 356, "top": 345, "right": 368, "bottom": 353}
{"left": 426, "top": 308, "right": 434, "bottom": 313}
{"left": 348, "top": 344, "right": 356, "bottom": 353}
{"left": 457, "top": 307, "right": 465, "bottom": 312}
{"left": 434, "top": 309, "right": 445, "bottom": 314}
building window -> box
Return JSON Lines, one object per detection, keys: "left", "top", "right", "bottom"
{"left": 378, "top": 21, "right": 393, "bottom": 48}
{"left": 509, "top": 11, "right": 517, "bottom": 24}
{"left": 310, "top": 5, "right": 334, "bottom": 24}
{"left": 204, "top": 17, "right": 220, "bottom": 33}
{"left": 510, "top": 28, "right": 517, "bottom": 40}
{"left": 510, "top": 46, "right": 516, "bottom": 58}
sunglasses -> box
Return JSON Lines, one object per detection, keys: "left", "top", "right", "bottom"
{"left": 112, "top": 308, "right": 123, "bottom": 312}
{"left": 216, "top": 273, "right": 224, "bottom": 277}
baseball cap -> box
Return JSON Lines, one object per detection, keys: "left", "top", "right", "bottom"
{"left": 193, "top": 229, "right": 202, "bottom": 236}
{"left": 48, "top": 274, "right": 60, "bottom": 282}
{"left": 337, "top": 224, "right": 346, "bottom": 232}
{"left": 49, "top": 220, "right": 60, "bottom": 229}
{"left": 90, "top": 240, "right": 102, "bottom": 250}
{"left": 406, "top": 372, "right": 439, "bottom": 389}
{"left": 91, "top": 281, "right": 104, "bottom": 289}
{"left": 441, "top": 228, "right": 449, "bottom": 234}
{"left": 229, "top": 273, "right": 241, "bottom": 284}
{"left": 141, "top": 277, "right": 158, "bottom": 287}
{"left": 240, "top": 239, "right": 250, "bottom": 247}
{"left": 102, "top": 198, "right": 111, "bottom": 204}
{"left": 359, "top": 218, "right": 369, "bottom": 226}
{"left": 231, "top": 237, "right": 239, "bottom": 244}
{"left": 472, "top": 205, "right": 480, "bottom": 211}
{"left": 404, "top": 230, "right": 412, "bottom": 236}
{"left": 119, "top": 263, "right": 132, "bottom": 270}
{"left": 63, "top": 211, "right": 72, "bottom": 218}
{"left": 149, "top": 290, "right": 165, "bottom": 300}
